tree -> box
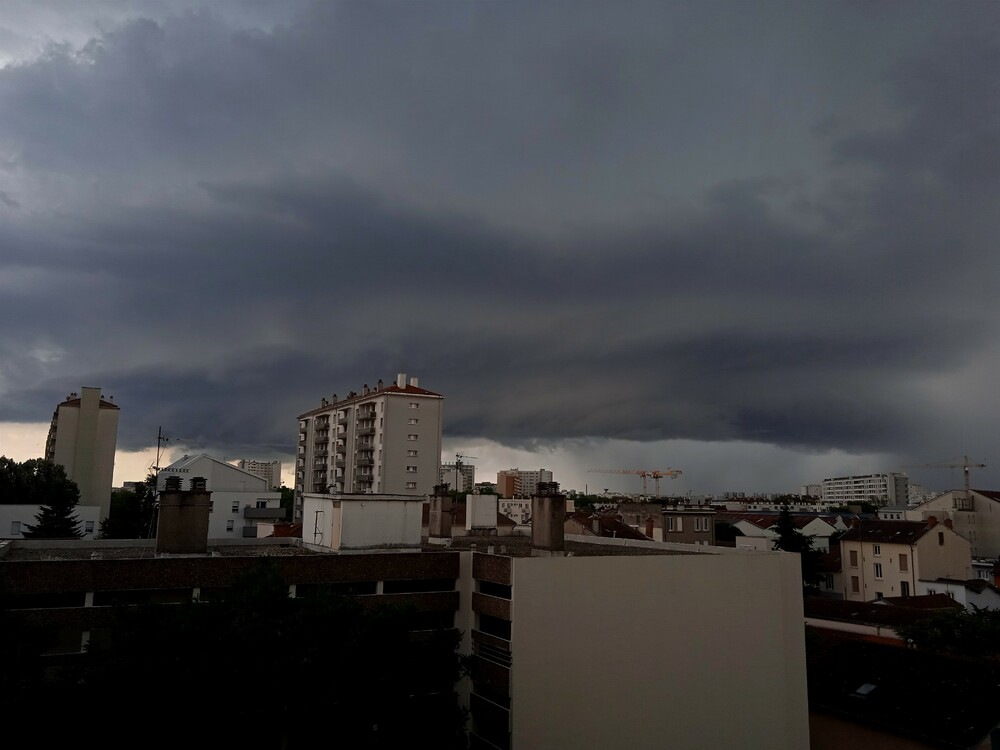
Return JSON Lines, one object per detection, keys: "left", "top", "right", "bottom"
{"left": 99, "top": 475, "right": 157, "bottom": 539}
{"left": 896, "top": 605, "right": 1000, "bottom": 658}
{"left": 279, "top": 485, "right": 295, "bottom": 520}
{"left": 771, "top": 507, "right": 824, "bottom": 593}
{"left": 0, "top": 458, "right": 83, "bottom": 538}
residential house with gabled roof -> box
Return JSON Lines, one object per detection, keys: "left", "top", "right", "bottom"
{"left": 157, "top": 454, "right": 283, "bottom": 538}
{"left": 905, "top": 489, "right": 1000, "bottom": 558}
{"left": 839, "top": 518, "right": 972, "bottom": 602}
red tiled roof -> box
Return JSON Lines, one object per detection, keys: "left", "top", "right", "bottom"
{"left": 840, "top": 520, "right": 930, "bottom": 545}
{"left": 298, "top": 381, "right": 442, "bottom": 418}
{"left": 879, "top": 593, "right": 963, "bottom": 610}
{"left": 59, "top": 397, "right": 120, "bottom": 410}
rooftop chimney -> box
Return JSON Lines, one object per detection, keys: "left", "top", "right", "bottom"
{"left": 531, "top": 481, "right": 565, "bottom": 554}
{"left": 429, "top": 484, "right": 453, "bottom": 542}
{"left": 397, "top": 373, "right": 407, "bottom": 388}
{"left": 943, "top": 518, "right": 953, "bottom": 530}
{"left": 926, "top": 515, "right": 938, "bottom": 529}
{"left": 410, "top": 376, "right": 419, "bottom": 388}
{"left": 156, "top": 476, "right": 212, "bottom": 554}
{"left": 467, "top": 492, "right": 498, "bottom": 535}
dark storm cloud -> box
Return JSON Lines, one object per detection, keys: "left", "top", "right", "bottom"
{"left": 0, "top": 1, "right": 998, "bottom": 486}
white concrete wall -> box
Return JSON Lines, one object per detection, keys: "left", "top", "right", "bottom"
{"left": 301, "top": 493, "right": 422, "bottom": 550}
{"left": 508, "top": 548, "right": 809, "bottom": 749}
{"left": 205, "top": 490, "right": 281, "bottom": 538}
{"left": 340, "top": 498, "right": 422, "bottom": 550}
{"left": 467, "top": 494, "right": 498, "bottom": 531}
{"left": 0, "top": 504, "right": 101, "bottom": 539}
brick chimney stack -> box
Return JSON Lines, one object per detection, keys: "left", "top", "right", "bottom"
{"left": 156, "top": 476, "right": 212, "bottom": 554}
{"left": 531, "top": 481, "right": 566, "bottom": 554}
{"left": 428, "top": 483, "right": 453, "bottom": 543}
{"left": 926, "top": 515, "right": 938, "bottom": 529}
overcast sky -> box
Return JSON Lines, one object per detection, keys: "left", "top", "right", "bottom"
{"left": 0, "top": 1, "right": 997, "bottom": 495}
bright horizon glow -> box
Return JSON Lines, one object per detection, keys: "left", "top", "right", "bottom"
{"left": 0, "top": 421, "right": 180, "bottom": 487}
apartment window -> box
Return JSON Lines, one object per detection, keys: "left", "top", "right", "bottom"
{"left": 226, "top": 520, "right": 235, "bottom": 532}
{"left": 874, "top": 563, "right": 883, "bottom": 579}
{"left": 405, "top": 482, "right": 417, "bottom": 489}
{"left": 938, "top": 531, "right": 945, "bottom": 546}
{"left": 256, "top": 500, "right": 267, "bottom": 508}
{"left": 849, "top": 550, "right": 858, "bottom": 568}
{"left": 900, "top": 581, "right": 910, "bottom": 597}
{"left": 232, "top": 501, "right": 240, "bottom": 513}
{"left": 406, "top": 466, "right": 417, "bottom": 473}
{"left": 875, "top": 592, "right": 884, "bottom": 600}
{"left": 407, "top": 434, "right": 418, "bottom": 441}
{"left": 408, "top": 402, "right": 419, "bottom": 409}
{"left": 873, "top": 544, "right": 881, "bottom": 556}
{"left": 10, "top": 520, "right": 20, "bottom": 535}
{"left": 408, "top": 418, "right": 418, "bottom": 425}
{"left": 406, "top": 449, "right": 418, "bottom": 457}
{"left": 851, "top": 576, "right": 860, "bottom": 594}
{"left": 85, "top": 521, "right": 95, "bottom": 533}
{"left": 899, "top": 553, "right": 908, "bottom": 572}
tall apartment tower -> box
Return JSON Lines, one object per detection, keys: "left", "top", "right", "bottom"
{"left": 44, "top": 387, "right": 120, "bottom": 519}
{"left": 236, "top": 459, "right": 282, "bottom": 490}
{"left": 295, "top": 373, "right": 443, "bottom": 517}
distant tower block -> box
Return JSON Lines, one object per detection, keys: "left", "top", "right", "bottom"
{"left": 44, "top": 387, "right": 120, "bottom": 519}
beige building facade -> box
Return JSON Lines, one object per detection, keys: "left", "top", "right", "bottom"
{"left": 904, "top": 490, "right": 1000, "bottom": 558}
{"left": 44, "top": 387, "right": 119, "bottom": 519}
{"left": 295, "top": 374, "right": 443, "bottom": 517}
{"left": 839, "top": 519, "right": 972, "bottom": 601}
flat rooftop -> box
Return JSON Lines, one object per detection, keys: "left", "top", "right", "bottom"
{"left": 423, "top": 533, "right": 737, "bottom": 558}
{"left": 0, "top": 539, "right": 320, "bottom": 562}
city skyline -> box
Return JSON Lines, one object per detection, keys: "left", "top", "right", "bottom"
{"left": 0, "top": 2, "right": 997, "bottom": 494}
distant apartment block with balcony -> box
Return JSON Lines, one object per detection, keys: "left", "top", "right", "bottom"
{"left": 235, "top": 459, "right": 282, "bottom": 490}
{"left": 497, "top": 468, "right": 553, "bottom": 499}
{"left": 821, "top": 472, "right": 910, "bottom": 506}
{"left": 295, "top": 374, "right": 443, "bottom": 516}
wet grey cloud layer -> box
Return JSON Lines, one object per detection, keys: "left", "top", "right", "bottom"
{"left": 1, "top": 2, "right": 997, "bottom": 490}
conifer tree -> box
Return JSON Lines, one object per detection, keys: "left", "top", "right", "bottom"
{"left": 15, "top": 459, "right": 83, "bottom": 539}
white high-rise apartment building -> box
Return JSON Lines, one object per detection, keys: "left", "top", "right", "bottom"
{"left": 44, "top": 387, "right": 120, "bottom": 519}
{"left": 295, "top": 373, "right": 443, "bottom": 517}
{"left": 236, "top": 459, "right": 282, "bottom": 490}
{"left": 821, "top": 472, "right": 910, "bottom": 506}
{"left": 497, "top": 468, "right": 554, "bottom": 499}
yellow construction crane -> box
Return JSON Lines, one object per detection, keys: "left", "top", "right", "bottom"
{"left": 901, "top": 455, "right": 986, "bottom": 500}
{"left": 588, "top": 468, "right": 682, "bottom": 498}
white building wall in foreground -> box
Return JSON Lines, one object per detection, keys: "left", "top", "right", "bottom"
{"left": 508, "top": 546, "right": 809, "bottom": 749}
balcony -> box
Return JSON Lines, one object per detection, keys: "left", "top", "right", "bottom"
{"left": 357, "top": 427, "right": 375, "bottom": 437}
{"left": 338, "top": 416, "right": 349, "bottom": 426}
{"left": 355, "top": 472, "right": 373, "bottom": 482}
{"left": 356, "top": 458, "right": 374, "bottom": 467}
{"left": 335, "top": 458, "right": 345, "bottom": 469}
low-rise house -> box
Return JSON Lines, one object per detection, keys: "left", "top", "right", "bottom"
{"left": 157, "top": 454, "right": 283, "bottom": 538}
{"left": 1, "top": 504, "right": 102, "bottom": 540}
{"left": 905, "top": 490, "right": 1000, "bottom": 558}
{"left": 916, "top": 577, "right": 1000, "bottom": 611}
{"left": 617, "top": 503, "right": 716, "bottom": 545}
{"left": 838, "top": 518, "right": 972, "bottom": 601}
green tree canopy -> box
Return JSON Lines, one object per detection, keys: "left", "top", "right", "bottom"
{"left": 99, "top": 474, "right": 157, "bottom": 539}
{"left": 0, "top": 457, "right": 82, "bottom": 538}
{"left": 772, "top": 507, "right": 824, "bottom": 593}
